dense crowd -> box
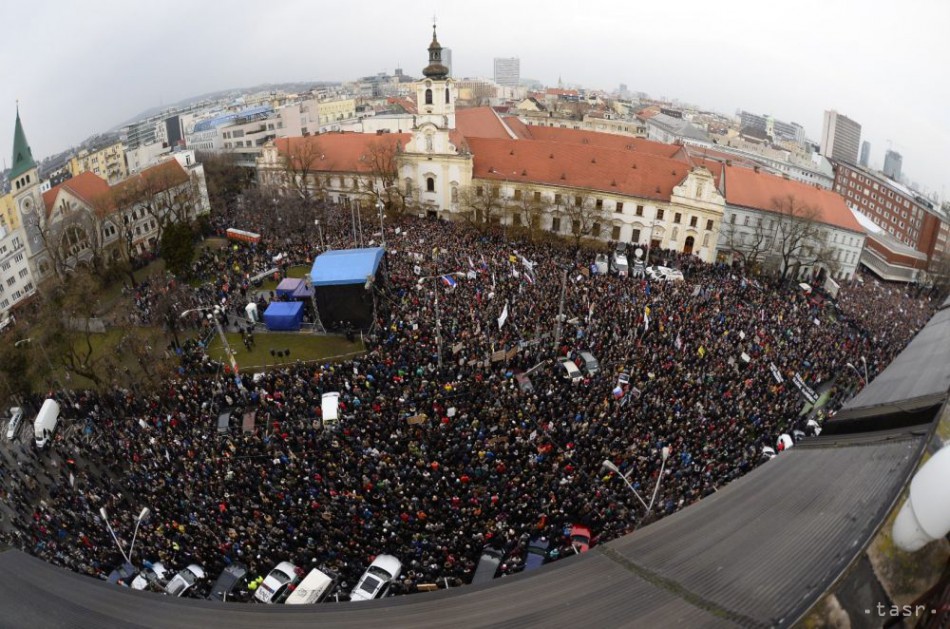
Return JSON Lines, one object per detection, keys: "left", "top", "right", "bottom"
{"left": 0, "top": 203, "right": 938, "bottom": 601}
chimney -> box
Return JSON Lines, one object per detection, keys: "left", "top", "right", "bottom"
{"left": 753, "top": 165, "right": 760, "bottom": 173}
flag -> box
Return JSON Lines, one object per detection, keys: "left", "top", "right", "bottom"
{"left": 645, "top": 282, "right": 651, "bottom": 296}
{"left": 643, "top": 306, "right": 650, "bottom": 331}
{"left": 698, "top": 346, "right": 706, "bottom": 358}
{"left": 524, "top": 272, "right": 535, "bottom": 285}
{"left": 512, "top": 268, "right": 521, "bottom": 279}
{"left": 467, "top": 256, "right": 475, "bottom": 270}
{"left": 521, "top": 255, "right": 536, "bottom": 272}
{"left": 441, "top": 275, "right": 457, "bottom": 288}
{"left": 675, "top": 334, "right": 682, "bottom": 350}
{"left": 509, "top": 254, "right": 518, "bottom": 263}
{"left": 498, "top": 302, "right": 509, "bottom": 330}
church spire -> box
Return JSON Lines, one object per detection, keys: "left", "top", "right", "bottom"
{"left": 422, "top": 21, "right": 449, "bottom": 80}
{"left": 10, "top": 104, "right": 36, "bottom": 180}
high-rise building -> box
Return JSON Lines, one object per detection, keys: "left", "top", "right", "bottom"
{"left": 493, "top": 57, "right": 520, "bottom": 88}
{"left": 859, "top": 141, "right": 871, "bottom": 167}
{"left": 883, "top": 149, "right": 903, "bottom": 180}
{"left": 820, "top": 110, "right": 861, "bottom": 164}
{"left": 441, "top": 48, "right": 452, "bottom": 75}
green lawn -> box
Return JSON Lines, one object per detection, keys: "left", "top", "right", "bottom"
{"left": 206, "top": 332, "right": 364, "bottom": 370}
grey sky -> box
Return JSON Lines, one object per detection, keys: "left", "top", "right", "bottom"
{"left": 2, "top": 0, "right": 947, "bottom": 197}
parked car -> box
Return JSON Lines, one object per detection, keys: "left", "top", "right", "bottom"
{"left": 645, "top": 265, "right": 666, "bottom": 281}
{"left": 557, "top": 358, "right": 583, "bottom": 383}
{"left": 513, "top": 371, "right": 534, "bottom": 394}
{"left": 471, "top": 546, "right": 504, "bottom": 585}
{"left": 577, "top": 352, "right": 599, "bottom": 376}
{"left": 285, "top": 567, "right": 338, "bottom": 605}
{"left": 208, "top": 563, "right": 248, "bottom": 602}
{"left": 594, "top": 254, "right": 609, "bottom": 275}
{"left": 254, "top": 561, "right": 301, "bottom": 604}
{"left": 165, "top": 564, "right": 206, "bottom": 598}
{"left": 761, "top": 446, "right": 777, "bottom": 461}
{"left": 610, "top": 252, "right": 629, "bottom": 277}
{"left": 570, "top": 525, "right": 592, "bottom": 553}
{"left": 6, "top": 407, "right": 23, "bottom": 441}
{"left": 130, "top": 561, "right": 169, "bottom": 592}
{"left": 350, "top": 554, "right": 402, "bottom": 602}
{"left": 664, "top": 268, "right": 685, "bottom": 282}
{"left": 524, "top": 537, "right": 550, "bottom": 572}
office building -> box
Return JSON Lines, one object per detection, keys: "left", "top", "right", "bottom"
{"left": 820, "top": 110, "right": 861, "bottom": 164}
{"left": 442, "top": 48, "right": 452, "bottom": 75}
{"left": 860, "top": 141, "right": 870, "bottom": 167}
{"left": 493, "top": 57, "right": 520, "bottom": 88}
{"left": 883, "top": 149, "right": 902, "bottom": 180}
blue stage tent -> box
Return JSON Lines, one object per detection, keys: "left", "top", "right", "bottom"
{"left": 263, "top": 301, "right": 304, "bottom": 331}
{"left": 310, "top": 248, "right": 384, "bottom": 287}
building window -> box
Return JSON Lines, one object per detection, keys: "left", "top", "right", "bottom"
{"left": 554, "top": 193, "right": 562, "bottom": 205}
{"left": 513, "top": 189, "right": 522, "bottom": 201}
{"left": 656, "top": 209, "right": 665, "bottom": 221}
{"left": 551, "top": 217, "right": 561, "bottom": 232}
{"left": 674, "top": 213, "right": 682, "bottom": 224}
{"left": 703, "top": 234, "right": 710, "bottom": 247}
{"left": 445, "top": 88, "right": 450, "bottom": 104}
{"left": 426, "top": 177, "right": 435, "bottom": 192}
{"left": 575, "top": 195, "right": 583, "bottom": 206}
{"left": 595, "top": 199, "right": 603, "bottom": 210}
{"left": 636, "top": 205, "right": 643, "bottom": 216}
{"left": 744, "top": 215, "right": 750, "bottom": 226}
{"left": 689, "top": 216, "right": 698, "bottom": 228}
{"left": 476, "top": 186, "right": 484, "bottom": 197}
{"left": 451, "top": 186, "right": 458, "bottom": 203}
{"left": 425, "top": 89, "right": 433, "bottom": 105}
{"left": 612, "top": 225, "right": 621, "bottom": 240}
{"left": 706, "top": 219, "right": 713, "bottom": 231}
{"left": 632, "top": 228, "right": 641, "bottom": 242}
{"left": 615, "top": 202, "right": 624, "bottom": 213}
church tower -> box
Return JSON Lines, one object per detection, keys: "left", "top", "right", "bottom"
{"left": 8, "top": 107, "right": 52, "bottom": 280}
{"left": 400, "top": 23, "right": 471, "bottom": 218}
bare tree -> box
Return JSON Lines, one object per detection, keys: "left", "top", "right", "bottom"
{"left": 562, "top": 194, "right": 598, "bottom": 249}
{"left": 721, "top": 215, "right": 772, "bottom": 272}
{"left": 356, "top": 138, "right": 409, "bottom": 215}
{"left": 770, "top": 194, "right": 831, "bottom": 281}
{"left": 280, "top": 137, "right": 327, "bottom": 202}
{"left": 510, "top": 186, "right": 546, "bottom": 240}
{"left": 459, "top": 183, "right": 505, "bottom": 233}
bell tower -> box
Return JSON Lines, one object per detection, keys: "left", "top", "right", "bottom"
{"left": 9, "top": 105, "right": 42, "bottom": 234}
{"left": 414, "top": 22, "right": 456, "bottom": 131}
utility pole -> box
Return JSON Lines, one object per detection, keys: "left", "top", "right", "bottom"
{"left": 553, "top": 267, "right": 568, "bottom": 355}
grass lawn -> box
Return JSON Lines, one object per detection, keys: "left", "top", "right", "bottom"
{"left": 258, "top": 265, "right": 311, "bottom": 292}
{"left": 206, "top": 332, "right": 364, "bottom": 370}
{"left": 30, "top": 326, "right": 170, "bottom": 390}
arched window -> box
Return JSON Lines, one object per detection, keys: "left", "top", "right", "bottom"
{"left": 451, "top": 186, "right": 458, "bottom": 203}
{"left": 425, "top": 89, "right": 433, "bottom": 105}
{"left": 445, "top": 88, "right": 450, "bottom": 104}
{"left": 426, "top": 177, "right": 435, "bottom": 193}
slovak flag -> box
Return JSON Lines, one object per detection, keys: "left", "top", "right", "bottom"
{"left": 441, "top": 275, "right": 457, "bottom": 288}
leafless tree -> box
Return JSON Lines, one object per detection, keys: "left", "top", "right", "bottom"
{"left": 459, "top": 183, "right": 505, "bottom": 233}
{"left": 356, "top": 138, "right": 409, "bottom": 215}
{"left": 562, "top": 194, "right": 598, "bottom": 249}
{"left": 509, "top": 186, "right": 546, "bottom": 240}
{"left": 721, "top": 215, "right": 772, "bottom": 272}
{"left": 770, "top": 194, "right": 835, "bottom": 281}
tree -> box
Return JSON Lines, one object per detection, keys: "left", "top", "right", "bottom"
{"left": 459, "top": 183, "right": 505, "bottom": 233}
{"left": 356, "top": 138, "right": 409, "bottom": 215}
{"left": 510, "top": 186, "right": 546, "bottom": 240}
{"left": 562, "top": 194, "right": 598, "bottom": 249}
{"left": 161, "top": 221, "right": 196, "bottom": 277}
{"left": 198, "top": 151, "right": 253, "bottom": 212}
{"left": 721, "top": 214, "right": 772, "bottom": 272}
{"left": 769, "top": 195, "right": 835, "bottom": 281}
{"left": 280, "top": 137, "right": 326, "bottom": 202}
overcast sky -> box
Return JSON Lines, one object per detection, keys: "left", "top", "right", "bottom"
{"left": 2, "top": 0, "right": 947, "bottom": 197}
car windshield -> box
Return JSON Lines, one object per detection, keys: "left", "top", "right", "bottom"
{"left": 167, "top": 578, "right": 187, "bottom": 595}
{"left": 271, "top": 568, "right": 292, "bottom": 585}
{"left": 368, "top": 565, "right": 392, "bottom": 580}
{"left": 360, "top": 575, "right": 381, "bottom": 593}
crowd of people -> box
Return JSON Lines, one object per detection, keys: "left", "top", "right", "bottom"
{"left": 0, "top": 201, "right": 938, "bottom": 602}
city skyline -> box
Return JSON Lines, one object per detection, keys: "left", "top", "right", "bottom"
{"left": 2, "top": 0, "right": 947, "bottom": 197}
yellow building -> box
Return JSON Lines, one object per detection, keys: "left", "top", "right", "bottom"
{"left": 314, "top": 98, "right": 357, "bottom": 126}
{"left": 68, "top": 141, "right": 128, "bottom": 185}
{"left": 0, "top": 191, "right": 21, "bottom": 232}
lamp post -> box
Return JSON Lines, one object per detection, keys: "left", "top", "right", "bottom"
{"left": 845, "top": 362, "right": 864, "bottom": 383}
{"left": 376, "top": 199, "right": 386, "bottom": 250}
{"left": 860, "top": 355, "right": 869, "bottom": 383}
{"left": 417, "top": 272, "right": 463, "bottom": 369}
{"left": 100, "top": 506, "right": 150, "bottom": 566}
{"left": 180, "top": 307, "right": 238, "bottom": 375}
{"left": 314, "top": 219, "right": 324, "bottom": 250}
{"left": 127, "top": 507, "right": 151, "bottom": 565}
{"left": 602, "top": 446, "right": 671, "bottom": 515}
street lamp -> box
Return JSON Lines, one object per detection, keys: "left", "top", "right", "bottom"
{"left": 180, "top": 307, "right": 238, "bottom": 375}
{"left": 128, "top": 507, "right": 151, "bottom": 564}
{"left": 314, "top": 219, "right": 324, "bottom": 250}
{"left": 376, "top": 199, "right": 386, "bottom": 250}
{"left": 602, "top": 446, "right": 671, "bottom": 515}
{"left": 100, "top": 506, "right": 150, "bottom": 566}
{"left": 845, "top": 362, "right": 864, "bottom": 383}
{"left": 417, "top": 272, "right": 463, "bottom": 369}
{"left": 860, "top": 355, "right": 869, "bottom": 383}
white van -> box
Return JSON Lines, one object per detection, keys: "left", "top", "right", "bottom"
{"left": 285, "top": 567, "right": 337, "bottom": 605}
{"left": 34, "top": 399, "right": 61, "bottom": 449}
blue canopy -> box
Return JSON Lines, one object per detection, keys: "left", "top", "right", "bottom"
{"left": 263, "top": 301, "right": 304, "bottom": 331}
{"left": 310, "top": 248, "right": 384, "bottom": 287}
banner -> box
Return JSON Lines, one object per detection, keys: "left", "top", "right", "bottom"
{"left": 498, "top": 302, "right": 509, "bottom": 330}
{"left": 792, "top": 372, "right": 819, "bottom": 404}
{"left": 769, "top": 362, "right": 784, "bottom": 384}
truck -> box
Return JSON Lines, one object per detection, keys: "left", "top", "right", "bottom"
{"left": 34, "top": 399, "right": 61, "bottom": 449}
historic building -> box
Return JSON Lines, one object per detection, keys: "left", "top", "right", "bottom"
{"left": 258, "top": 25, "right": 867, "bottom": 270}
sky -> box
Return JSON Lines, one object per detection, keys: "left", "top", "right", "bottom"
{"left": 2, "top": 0, "right": 948, "bottom": 198}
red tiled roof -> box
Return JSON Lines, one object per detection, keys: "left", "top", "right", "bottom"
{"left": 275, "top": 133, "right": 413, "bottom": 173}
{"left": 723, "top": 165, "right": 864, "bottom": 233}
{"left": 545, "top": 89, "right": 579, "bottom": 97}
{"left": 42, "top": 171, "right": 111, "bottom": 216}
{"left": 467, "top": 137, "right": 693, "bottom": 202}
{"left": 501, "top": 116, "right": 533, "bottom": 139}
{"left": 455, "top": 107, "right": 515, "bottom": 139}
{"left": 387, "top": 97, "right": 417, "bottom": 115}
{"left": 515, "top": 125, "right": 684, "bottom": 159}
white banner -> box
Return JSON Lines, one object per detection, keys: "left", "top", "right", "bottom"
{"left": 769, "top": 362, "right": 784, "bottom": 383}
{"left": 498, "top": 302, "right": 509, "bottom": 330}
